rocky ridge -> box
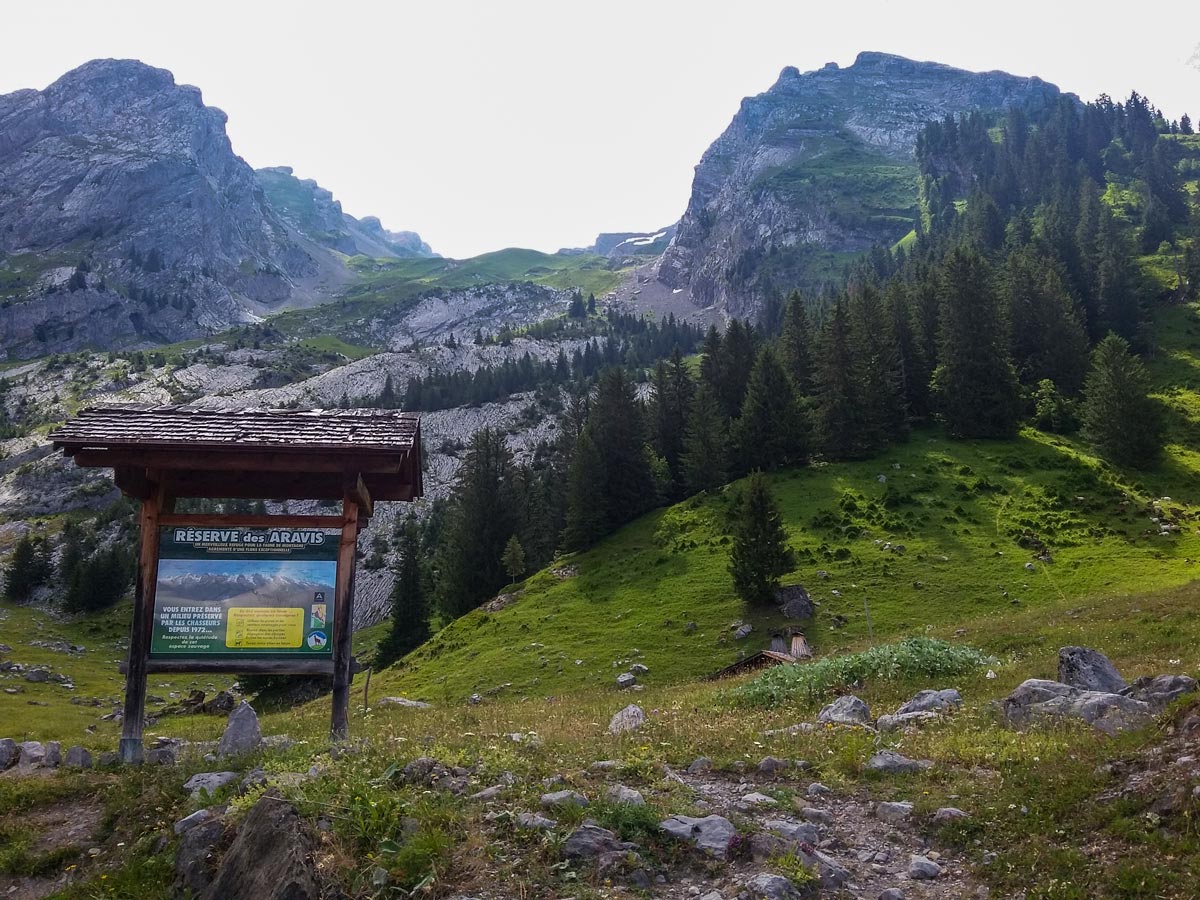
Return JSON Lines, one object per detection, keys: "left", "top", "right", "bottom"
{"left": 657, "top": 51, "right": 1070, "bottom": 316}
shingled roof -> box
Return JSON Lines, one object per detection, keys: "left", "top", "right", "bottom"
{"left": 50, "top": 404, "right": 420, "bottom": 453}
{"left": 49, "top": 405, "right": 422, "bottom": 505}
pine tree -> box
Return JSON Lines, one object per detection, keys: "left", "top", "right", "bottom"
{"left": 562, "top": 428, "right": 608, "bottom": 550}
{"left": 375, "top": 521, "right": 430, "bottom": 667}
{"left": 849, "top": 284, "right": 908, "bottom": 451}
{"left": 435, "top": 428, "right": 518, "bottom": 618}
{"left": 728, "top": 472, "right": 794, "bottom": 605}
{"left": 648, "top": 349, "right": 694, "bottom": 499}
{"left": 588, "top": 368, "right": 655, "bottom": 530}
{"left": 681, "top": 382, "right": 730, "bottom": 495}
{"left": 715, "top": 319, "right": 757, "bottom": 418}
{"left": 1081, "top": 334, "right": 1163, "bottom": 467}
{"left": 4, "top": 535, "right": 39, "bottom": 602}
{"left": 777, "top": 291, "right": 814, "bottom": 394}
{"left": 931, "top": 248, "right": 1022, "bottom": 438}
{"left": 813, "top": 299, "right": 863, "bottom": 458}
{"left": 568, "top": 291, "right": 586, "bottom": 318}
{"left": 886, "top": 279, "right": 930, "bottom": 421}
{"left": 502, "top": 535, "right": 526, "bottom": 585}
{"left": 732, "top": 346, "right": 808, "bottom": 473}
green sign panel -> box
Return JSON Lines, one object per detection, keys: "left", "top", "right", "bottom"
{"left": 150, "top": 527, "right": 338, "bottom": 658}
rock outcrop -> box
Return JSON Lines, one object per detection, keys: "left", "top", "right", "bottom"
{"left": 657, "top": 51, "right": 1069, "bottom": 316}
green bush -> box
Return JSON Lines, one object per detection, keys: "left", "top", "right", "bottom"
{"left": 728, "top": 637, "right": 994, "bottom": 707}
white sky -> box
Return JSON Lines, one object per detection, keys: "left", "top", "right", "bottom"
{"left": 1, "top": 1, "right": 1198, "bottom": 259}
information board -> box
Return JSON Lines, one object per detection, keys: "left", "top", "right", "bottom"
{"left": 150, "top": 527, "right": 338, "bottom": 658}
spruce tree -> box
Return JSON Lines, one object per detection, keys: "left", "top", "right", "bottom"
{"left": 649, "top": 349, "right": 694, "bottom": 499}
{"left": 716, "top": 319, "right": 757, "bottom": 418}
{"left": 681, "top": 382, "right": 730, "bottom": 495}
{"left": 589, "top": 367, "right": 655, "bottom": 530}
{"left": 728, "top": 472, "right": 795, "bottom": 605}
{"left": 778, "top": 291, "right": 814, "bottom": 394}
{"left": 732, "top": 346, "right": 808, "bottom": 473}
{"left": 1004, "top": 247, "right": 1091, "bottom": 394}
{"left": 435, "top": 428, "right": 518, "bottom": 618}
{"left": 4, "top": 535, "right": 38, "bottom": 602}
{"left": 931, "top": 248, "right": 1022, "bottom": 438}
{"left": 849, "top": 284, "right": 908, "bottom": 451}
{"left": 1081, "top": 334, "right": 1163, "bottom": 467}
{"left": 813, "top": 299, "right": 863, "bottom": 459}
{"left": 562, "top": 428, "right": 608, "bottom": 550}
{"left": 375, "top": 522, "right": 430, "bottom": 667}
{"left": 502, "top": 535, "right": 526, "bottom": 585}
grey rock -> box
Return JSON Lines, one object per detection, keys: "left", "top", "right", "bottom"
{"left": 470, "top": 784, "right": 505, "bottom": 801}
{"left": 734, "top": 623, "right": 754, "bottom": 640}
{"left": 1123, "top": 674, "right": 1198, "bottom": 710}
{"left": 629, "top": 663, "right": 649, "bottom": 675}
{"left": 743, "top": 873, "right": 804, "bottom": 899}
{"left": 877, "top": 711, "right": 942, "bottom": 732}
{"left": 742, "top": 791, "right": 779, "bottom": 806}
{"left": 516, "top": 812, "right": 556, "bottom": 830}
{"left": 608, "top": 704, "right": 645, "bottom": 734}
{"left": 817, "top": 694, "right": 871, "bottom": 725}
{"left": 776, "top": 584, "right": 814, "bottom": 620}
{"left": 1002, "top": 678, "right": 1155, "bottom": 734}
{"left": 757, "top": 755, "right": 790, "bottom": 774}
{"left": 217, "top": 701, "right": 262, "bottom": 757}
{"left": 24, "top": 668, "right": 49, "bottom": 683}
{"left": 97, "top": 751, "right": 120, "bottom": 767}
{"left": 660, "top": 814, "right": 737, "bottom": 858}
{"left": 606, "top": 784, "right": 645, "bottom": 806}
{"left": 616, "top": 672, "right": 637, "bottom": 689}
{"left": 687, "top": 756, "right": 714, "bottom": 774}
{"left": 806, "top": 782, "right": 832, "bottom": 798}
{"left": 0, "top": 738, "right": 18, "bottom": 769}
{"left": 588, "top": 759, "right": 619, "bottom": 772}
{"left": 541, "top": 789, "right": 588, "bottom": 809}
{"left": 563, "top": 824, "right": 634, "bottom": 860}
{"left": 908, "top": 855, "right": 942, "bottom": 879}
{"left": 932, "top": 806, "right": 968, "bottom": 824}
{"left": 174, "top": 808, "right": 217, "bottom": 835}
{"left": 199, "top": 789, "right": 319, "bottom": 899}
{"left": 174, "top": 818, "right": 223, "bottom": 897}
{"left": 377, "top": 696, "right": 432, "bottom": 709}
{"left": 878, "top": 890, "right": 906, "bottom": 900}
{"left": 895, "top": 688, "right": 962, "bottom": 715}
{"left": 146, "top": 747, "right": 177, "bottom": 765}
{"left": 875, "top": 801, "right": 914, "bottom": 824}
{"left": 866, "top": 750, "right": 933, "bottom": 774}
{"left": 18, "top": 740, "right": 44, "bottom": 767}
{"left": 184, "top": 771, "right": 240, "bottom": 798}
{"left": 766, "top": 819, "right": 820, "bottom": 844}
{"left": 1059, "top": 646, "right": 1127, "bottom": 693}
{"left": 801, "top": 806, "right": 833, "bottom": 825}
{"left": 43, "top": 740, "right": 61, "bottom": 767}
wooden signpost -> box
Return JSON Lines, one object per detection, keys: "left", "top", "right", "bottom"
{"left": 50, "top": 405, "right": 422, "bottom": 763}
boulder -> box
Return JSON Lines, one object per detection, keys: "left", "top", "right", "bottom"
{"left": 0, "top": 738, "right": 16, "bottom": 769}
{"left": 18, "top": 741, "right": 44, "bottom": 768}
{"left": 816, "top": 694, "right": 871, "bottom": 726}
{"left": 741, "top": 792, "right": 778, "bottom": 807}
{"left": 606, "top": 784, "right": 645, "bottom": 806}
{"left": 734, "top": 624, "right": 753, "bottom": 640}
{"left": 776, "top": 584, "right": 814, "bottom": 620}
{"left": 875, "top": 801, "right": 913, "bottom": 824}
{"left": 174, "top": 808, "right": 218, "bottom": 836}
{"left": 541, "top": 790, "right": 588, "bottom": 809}
{"left": 629, "top": 663, "right": 649, "bottom": 675}
{"left": 866, "top": 750, "right": 932, "bottom": 775}
{"left": 877, "top": 711, "right": 941, "bottom": 732}
{"left": 563, "top": 824, "right": 635, "bottom": 861}
{"left": 1002, "top": 678, "right": 1155, "bottom": 735}
{"left": 217, "top": 701, "right": 262, "bottom": 757}
{"left": 1123, "top": 674, "right": 1198, "bottom": 709}
{"left": 687, "top": 756, "right": 713, "bottom": 774}
{"left": 908, "top": 855, "right": 942, "bottom": 879}
{"left": 43, "top": 741, "right": 62, "bottom": 767}
{"left": 146, "top": 747, "right": 177, "bottom": 765}
{"left": 932, "top": 806, "right": 968, "bottom": 824}
{"left": 1058, "top": 647, "right": 1127, "bottom": 693}
{"left": 744, "top": 873, "right": 805, "bottom": 899}
{"left": 895, "top": 688, "right": 962, "bottom": 715}
{"left": 879, "top": 890, "right": 907, "bottom": 900}
{"left": 516, "top": 812, "right": 556, "bottom": 830}
{"left": 608, "top": 704, "right": 645, "bottom": 734}
{"left": 174, "top": 817, "right": 223, "bottom": 897}
{"left": 200, "top": 789, "right": 319, "bottom": 900}
{"left": 660, "top": 814, "right": 736, "bottom": 858}
{"left": 765, "top": 819, "right": 820, "bottom": 844}
{"left": 757, "top": 756, "right": 790, "bottom": 774}
{"left": 616, "top": 673, "right": 636, "bottom": 689}
{"left": 184, "top": 771, "right": 240, "bottom": 798}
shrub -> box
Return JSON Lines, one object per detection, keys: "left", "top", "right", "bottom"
{"left": 728, "top": 637, "right": 994, "bottom": 707}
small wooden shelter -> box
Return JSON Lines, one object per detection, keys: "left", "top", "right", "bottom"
{"left": 49, "top": 405, "right": 422, "bottom": 762}
{"left": 708, "top": 632, "right": 813, "bottom": 680}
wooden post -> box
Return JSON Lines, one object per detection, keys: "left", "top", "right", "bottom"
{"left": 330, "top": 491, "right": 360, "bottom": 742}
{"left": 119, "top": 476, "right": 165, "bottom": 764}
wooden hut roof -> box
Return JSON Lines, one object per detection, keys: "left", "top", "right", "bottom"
{"left": 49, "top": 405, "right": 422, "bottom": 507}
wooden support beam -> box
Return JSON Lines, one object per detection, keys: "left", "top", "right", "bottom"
{"left": 158, "top": 513, "right": 346, "bottom": 529}
{"left": 119, "top": 476, "right": 165, "bottom": 764}
{"left": 344, "top": 473, "right": 373, "bottom": 520}
{"left": 330, "top": 491, "right": 360, "bottom": 742}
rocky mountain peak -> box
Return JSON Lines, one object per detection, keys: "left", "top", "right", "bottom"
{"left": 657, "top": 52, "right": 1071, "bottom": 314}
